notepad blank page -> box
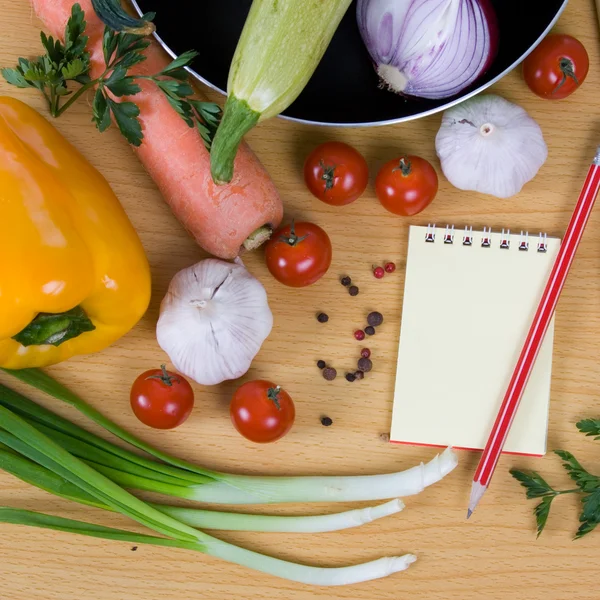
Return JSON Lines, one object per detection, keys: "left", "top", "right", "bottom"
{"left": 390, "top": 226, "right": 560, "bottom": 455}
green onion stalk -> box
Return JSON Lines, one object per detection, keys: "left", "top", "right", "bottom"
{"left": 0, "top": 398, "right": 417, "bottom": 585}
{"left": 1, "top": 369, "right": 459, "bottom": 506}
{"left": 0, "top": 443, "right": 405, "bottom": 534}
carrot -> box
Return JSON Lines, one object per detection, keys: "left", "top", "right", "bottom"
{"left": 31, "top": 0, "right": 283, "bottom": 260}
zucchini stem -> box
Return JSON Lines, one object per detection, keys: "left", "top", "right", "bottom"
{"left": 210, "top": 95, "right": 260, "bottom": 185}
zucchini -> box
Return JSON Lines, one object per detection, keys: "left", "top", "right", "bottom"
{"left": 210, "top": 0, "right": 353, "bottom": 184}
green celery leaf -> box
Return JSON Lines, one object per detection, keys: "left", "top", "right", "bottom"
{"left": 107, "top": 98, "right": 142, "bottom": 146}
{"left": 92, "top": 89, "right": 111, "bottom": 132}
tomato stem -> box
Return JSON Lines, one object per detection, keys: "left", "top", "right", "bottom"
{"left": 393, "top": 157, "right": 412, "bottom": 177}
{"left": 319, "top": 160, "right": 337, "bottom": 191}
{"left": 279, "top": 220, "right": 307, "bottom": 247}
{"left": 553, "top": 57, "right": 579, "bottom": 95}
{"left": 267, "top": 386, "right": 282, "bottom": 411}
{"left": 146, "top": 365, "right": 180, "bottom": 387}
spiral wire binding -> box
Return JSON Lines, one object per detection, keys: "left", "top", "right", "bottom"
{"left": 463, "top": 225, "right": 473, "bottom": 245}
{"left": 425, "top": 223, "right": 436, "bottom": 242}
{"left": 481, "top": 227, "right": 492, "bottom": 248}
{"left": 424, "top": 224, "right": 548, "bottom": 252}
{"left": 444, "top": 224, "right": 455, "bottom": 244}
{"left": 519, "top": 231, "right": 529, "bottom": 251}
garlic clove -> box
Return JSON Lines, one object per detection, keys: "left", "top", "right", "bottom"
{"left": 435, "top": 94, "right": 548, "bottom": 199}
{"left": 157, "top": 259, "right": 273, "bottom": 386}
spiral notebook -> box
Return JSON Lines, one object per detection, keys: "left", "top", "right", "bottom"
{"left": 390, "top": 224, "right": 561, "bottom": 456}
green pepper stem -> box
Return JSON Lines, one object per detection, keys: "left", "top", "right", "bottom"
{"left": 210, "top": 95, "right": 260, "bottom": 185}
{"left": 12, "top": 307, "right": 96, "bottom": 347}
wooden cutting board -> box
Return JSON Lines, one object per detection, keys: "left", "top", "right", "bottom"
{"left": 1, "top": 1, "right": 600, "bottom": 599}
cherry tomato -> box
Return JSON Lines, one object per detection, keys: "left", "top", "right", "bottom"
{"left": 130, "top": 365, "right": 194, "bottom": 430}
{"left": 523, "top": 34, "right": 589, "bottom": 100}
{"left": 265, "top": 221, "right": 332, "bottom": 287}
{"left": 304, "top": 141, "right": 369, "bottom": 206}
{"left": 230, "top": 380, "right": 295, "bottom": 443}
{"left": 375, "top": 155, "right": 438, "bottom": 216}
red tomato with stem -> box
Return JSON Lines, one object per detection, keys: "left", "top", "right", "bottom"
{"left": 230, "top": 380, "right": 295, "bottom": 443}
{"left": 130, "top": 365, "right": 194, "bottom": 430}
{"left": 523, "top": 34, "right": 589, "bottom": 99}
{"left": 375, "top": 155, "right": 438, "bottom": 216}
{"left": 265, "top": 221, "right": 332, "bottom": 287}
{"left": 304, "top": 141, "right": 369, "bottom": 206}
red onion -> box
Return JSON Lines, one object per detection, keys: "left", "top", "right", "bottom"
{"left": 356, "top": 0, "right": 498, "bottom": 100}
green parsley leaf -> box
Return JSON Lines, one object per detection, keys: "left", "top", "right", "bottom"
{"left": 576, "top": 517, "right": 599, "bottom": 539}
{"left": 190, "top": 100, "right": 221, "bottom": 150}
{"left": 156, "top": 79, "right": 194, "bottom": 99}
{"left": 107, "top": 98, "right": 142, "bottom": 146}
{"left": 533, "top": 496, "right": 554, "bottom": 537}
{"left": 103, "top": 27, "right": 119, "bottom": 66}
{"left": 158, "top": 50, "right": 198, "bottom": 76}
{"left": 106, "top": 76, "right": 141, "bottom": 97}
{"left": 64, "top": 3, "right": 89, "bottom": 59}
{"left": 555, "top": 450, "right": 600, "bottom": 493}
{"left": 577, "top": 418, "right": 600, "bottom": 440}
{"left": 1, "top": 67, "right": 32, "bottom": 88}
{"left": 92, "top": 89, "right": 111, "bottom": 132}
{"left": 61, "top": 58, "right": 88, "bottom": 80}
{"left": 116, "top": 51, "right": 147, "bottom": 70}
{"left": 510, "top": 469, "right": 557, "bottom": 499}
{"left": 40, "top": 32, "right": 64, "bottom": 64}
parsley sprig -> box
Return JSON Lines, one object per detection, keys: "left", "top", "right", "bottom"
{"left": 511, "top": 419, "right": 600, "bottom": 539}
{"left": 1, "top": 3, "right": 220, "bottom": 149}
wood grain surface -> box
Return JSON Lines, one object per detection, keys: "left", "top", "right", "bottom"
{"left": 1, "top": 1, "right": 600, "bottom": 598}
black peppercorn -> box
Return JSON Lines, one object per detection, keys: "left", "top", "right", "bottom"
{"left": 367, "top": 311, "right": 384, "bottom": 327}
{"left": 345, "top": 372, "right": 356, "bottom": 382}
{"left": 365, "top": 325, "right": 375, "bottom": 336}
{"left": 354, "top": 370, "right": 364, "bottom": 380}
{"left": 317, "top": 360, "right": 326, "bottom": 369}
{"left": 317, "top": 312, "right": 329, "bottom": 323}
{"left": 341, "top": 276, "right": 351, "bottom": 287}
{"left": 321, "top": 416, "right": 333, "bottom": 426}
{"left": 349, "top": 285, "right": 359, "bottom": 296}
{"left": 323, "top": 367, "right": 337, "bottom": 381}
{"left": 357, "top": 357, "right": 372, "bottom": 372}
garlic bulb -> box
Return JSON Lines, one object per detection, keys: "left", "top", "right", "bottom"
{"left": 435, "top": 94, "right": 548, "bottom": 198}
{"left": 157, "top": 259, "right": 273, "bottom": 386}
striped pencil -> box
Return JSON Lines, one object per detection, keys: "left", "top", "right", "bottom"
{"left": 468, "top": 145, "right": 600, "bottom": 518}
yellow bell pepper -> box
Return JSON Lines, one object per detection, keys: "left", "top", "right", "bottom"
{"left": 0, "top": 97, "right": 151, "bottom": 369}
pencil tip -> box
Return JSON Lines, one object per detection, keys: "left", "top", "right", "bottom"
{"left": 466, "top": 509, "right": 473, "bottom": 520}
